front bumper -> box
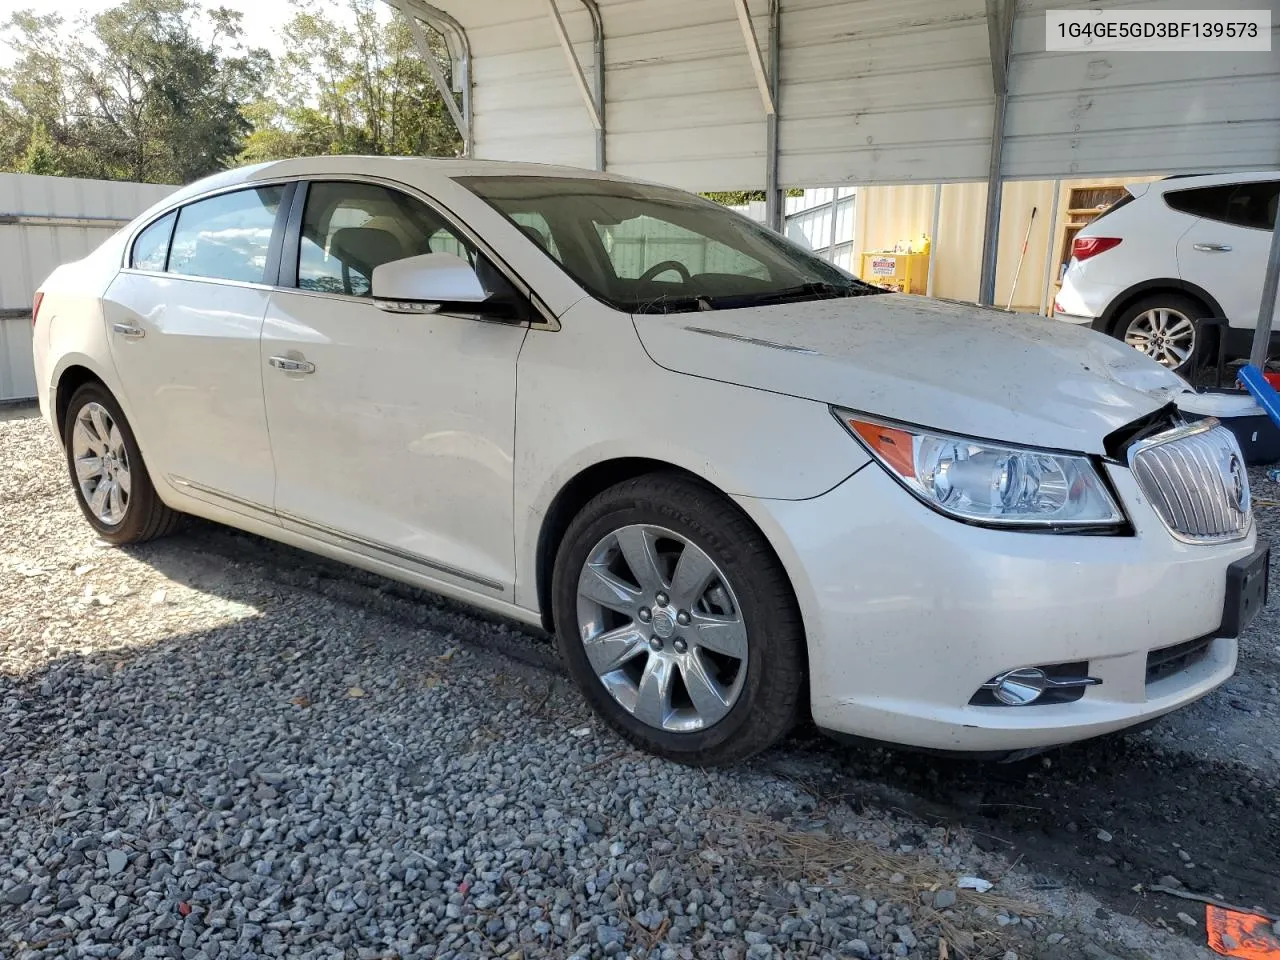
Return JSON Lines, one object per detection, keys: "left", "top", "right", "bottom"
{"left": 737, "top": 462, "right": 1256, "bottom": 752}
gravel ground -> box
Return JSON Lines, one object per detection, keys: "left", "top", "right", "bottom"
{"left": 2, "top": 411, "right": 1276, "bottom": 960}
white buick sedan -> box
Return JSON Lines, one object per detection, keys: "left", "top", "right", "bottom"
{"left": 32, "top": 157, "right": 1268, "bottom": 765}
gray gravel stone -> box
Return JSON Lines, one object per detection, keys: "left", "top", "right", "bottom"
{"left": 0, "top": 415, "right": 1242, "bottom": 960}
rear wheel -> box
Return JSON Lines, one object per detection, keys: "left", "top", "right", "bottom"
{"left": 63, "top": 382, "right": 180, "bottom": 544}
{"left": 552, "top": 473, "right": 805, "bottom": 765}
{"left": 1113, "top": 293, "right": 1211, "bottom": 373}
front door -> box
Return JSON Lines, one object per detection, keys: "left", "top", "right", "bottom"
{"left": 260, "top": 180, "right": 528, "bottom": 596}
{"left": 103, "top": 184, "right": 287, "bottom": 514}
{"left": 1174, "top": 179, "right": 1279, "bottom": 330}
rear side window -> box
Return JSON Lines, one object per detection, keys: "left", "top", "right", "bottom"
{"left": 1165, "top": 185, "right": 1234, "bottom": 220}
{"left": 1166, "top": 181, "right": 1279, "bottom": 230}
{"left": 130, "top": 211, "right": 175, "bottom": 271}
{"left": 1224, "top": 181, "right": 1278, "bottom": 230}
{"left": 167, "top": 186, "right": 285, "bottom": 284}
{"left": 297, "top": 181, "right": 479, "bottom": 297}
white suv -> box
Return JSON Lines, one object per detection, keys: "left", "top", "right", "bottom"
{"left": 1055, "top": 171, "right": 1279, "bottom": 372}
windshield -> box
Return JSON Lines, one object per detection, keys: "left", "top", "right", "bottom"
{"left": 456, "top": 175, "right": 885, "bottom": 313}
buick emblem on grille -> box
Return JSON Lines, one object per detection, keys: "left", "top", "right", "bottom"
{"left": 1226, "top": 452, "right": 1247, "bottom": 514}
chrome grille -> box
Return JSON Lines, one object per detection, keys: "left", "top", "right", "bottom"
{"left": 1129, "top": 421, "right": 1251, "bottom": 543}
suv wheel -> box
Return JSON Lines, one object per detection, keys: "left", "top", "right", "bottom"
{"left": 1113, "top": 293, "right": 1209, "bottom": 373}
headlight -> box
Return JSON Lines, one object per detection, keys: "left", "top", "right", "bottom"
{"left": 835, "top": 409, "right": 1124, "bottom": 529}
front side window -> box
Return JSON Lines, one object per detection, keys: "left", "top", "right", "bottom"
{"left": 457, "top": 175, "right": 880, "bottom": 313}
{"left": 167, "top": 187, "right": 284, "bottom": 284}
{"left": 298, "top": 181, "right": 479, "bottom": 297}
{"left": 130, "top": 211, "right": 176, "bottom": 271}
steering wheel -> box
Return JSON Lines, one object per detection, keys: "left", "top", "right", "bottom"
{"left": 638, "top": 260, "right": 691, "bottom": 283}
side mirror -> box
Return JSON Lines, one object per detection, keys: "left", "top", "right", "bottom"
{"left": 372, "top": 252, "right": 488, "bottom": 314}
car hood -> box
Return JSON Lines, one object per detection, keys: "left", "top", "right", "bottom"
{"left": 633, "top": 294, "right": 1189, "bottom": 455}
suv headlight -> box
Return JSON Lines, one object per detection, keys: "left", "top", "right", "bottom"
{"left": 835, "top": 409, "right": 1124, "bottom": 530}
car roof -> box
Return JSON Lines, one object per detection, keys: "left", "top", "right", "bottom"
{"left": 153, "top": 156, "right": 654, "bottom": 213}
{"left": 1149, "top": 170, "right": 1280, "bottom": 193}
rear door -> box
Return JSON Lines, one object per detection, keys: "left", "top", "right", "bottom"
{"left": 1173, "top": 179, "right": 1279, "bottom": 330}
{"left": 103, "top": 183, "right": 290, "bottom": 515}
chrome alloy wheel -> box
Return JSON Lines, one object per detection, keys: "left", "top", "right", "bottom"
{"left": 1124, "top": 307, "right": 1196, "bottom": 368}
{"left": 71, "top": 402, "right": 131, "bottom": 525}
{"left": 575, "top": 524, "right": 748, "bottom": 733}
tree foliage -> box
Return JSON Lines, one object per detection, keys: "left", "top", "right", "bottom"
{"left": 0, "top": 0, "right": 463, "bottom": 184}
{"left": 0, "top": 0, "right": 266, "bottom": 182}
{"left": 238, "top": 0, "right": 462, "bottom": 164}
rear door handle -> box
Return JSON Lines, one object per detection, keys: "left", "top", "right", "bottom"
{"left": 1193, "top": 242, "right": 1233, "bottom": 252}
{"left": 111, "top": 322, "right": 145, "bottom": 339}
{"left": 268, "top": 355, "right": 315, "bottom": 374}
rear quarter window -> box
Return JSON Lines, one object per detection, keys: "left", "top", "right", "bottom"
{"left": 130, "top": 211, "right": 176, "bottom": 271}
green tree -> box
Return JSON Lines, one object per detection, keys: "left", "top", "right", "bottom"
{"left": 0, "top": 0, "right": 268, "bottom": 183}
{"left": 238, "top": 0, "right": 462, "bottom": 164}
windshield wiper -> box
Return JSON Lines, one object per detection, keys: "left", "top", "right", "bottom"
{"left": 733, "top": 280, "right": 881, "bottom": 306}
{"left": 634, "top": 294, "right": 716, "bottom": 314}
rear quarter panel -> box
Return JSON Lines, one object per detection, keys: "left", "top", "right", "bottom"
{"left": 35, "top": 232, "right": 131, "bottom": 442}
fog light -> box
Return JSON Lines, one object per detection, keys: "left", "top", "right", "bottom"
{"left": 973, "top": 664, "right": 1103, "bottom": 707}
{"left": 988, "top": 667, "right": 1050, "bottom": 705}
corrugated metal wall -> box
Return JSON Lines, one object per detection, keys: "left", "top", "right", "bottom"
{"left": 778, "top": 0, "right": 993, "bottom": 186}
{"left": 0, "top": 173, "right": 175, "bottom": 402}
{"left": 435, "top": 0, "right": 1279, "bottom": 191}
{"left": 853, "top": 176, "right": 1162, "bottom": 312}
{"left": 455, "top": 0, "right": 772, "bottom": 190}
{"left": 1005, "top": 0, "right": 1280, "bottom": 179}
{"left": 462, "top": 1, "right": 598, "bottom": 171}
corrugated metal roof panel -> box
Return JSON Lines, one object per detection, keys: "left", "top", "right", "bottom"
{"left": 1004, "top": 0, "right": 1280, "bottom": 179}
{"left": 778, "top": 0, "right": 993, "bottom": 186}
{"left": 600, "top": 0, "right": 769, "bottom": 190}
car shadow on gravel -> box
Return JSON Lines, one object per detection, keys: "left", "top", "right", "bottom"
{"left": 761, "top": 729, "right": 1280, "bottom": 940}
{"left": 52, "top": 515, "right": 1280, "bottom": 950}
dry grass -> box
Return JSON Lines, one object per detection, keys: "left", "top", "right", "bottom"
{"left": 719, "top": 810, "right": 1040, "bottom": 959}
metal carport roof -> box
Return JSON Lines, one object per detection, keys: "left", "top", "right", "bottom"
{"left": 390, "top": 0, "right": 1278, "bottom": 309}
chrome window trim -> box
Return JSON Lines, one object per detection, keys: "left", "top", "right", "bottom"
{"left": 121, "top": 177, "right": 298, "bottom": 273}
{"left": 118, "top": 268, "right": 275, "bottom": 293}
{"left": 120, "top": 172, "right": 562, "bottom": 330}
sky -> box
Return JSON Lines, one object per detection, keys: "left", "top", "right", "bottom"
{"left": 0, "top": 0, "right": 328, "bottom": 64}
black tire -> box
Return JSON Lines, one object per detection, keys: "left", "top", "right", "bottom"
{"left": 1111, "top": 292, "right": 1212, "bottom": 374}
{"left": 551, "top": 473, "right": 806, "bottom": 766}
{"left": 62, "top": 382, "right": 181, "bottom": 545}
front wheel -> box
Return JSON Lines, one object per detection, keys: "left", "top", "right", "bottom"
{"left": 551, "top": 473, "right": 806, "bottom": 765}
{"left": 63, "top": 382, "right": 180, "bottom": 544}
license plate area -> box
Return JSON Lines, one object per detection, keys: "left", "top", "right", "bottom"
{"left": 1221, "top": 546, "right": 1269, "bottom": 637}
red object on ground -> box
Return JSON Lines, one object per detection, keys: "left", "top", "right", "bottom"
{"left": 1263, "top": 372, "right": 1280, "bottom": 391}
{"left": 178, "top": 902, "right": 192, "bottom": 917}
{"left": 1206, "top": 904, "right": 1280, "bottom": 959}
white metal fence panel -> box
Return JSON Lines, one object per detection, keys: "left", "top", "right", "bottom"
{"left": 0, "top": 173, "right": 175, "bottom": 402}
{"left": 1005, "top": 0, "right": 1280, "bottom": 178}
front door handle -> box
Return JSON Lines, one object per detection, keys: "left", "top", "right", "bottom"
{"left": 111, "top": 322, "right": 145, "bottom": 339}
{"left": 268, "top": 355, "right": 316, "bottom": 375}
{"left": 1193, "top": 242, "right": 1233, "bottom": 252}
